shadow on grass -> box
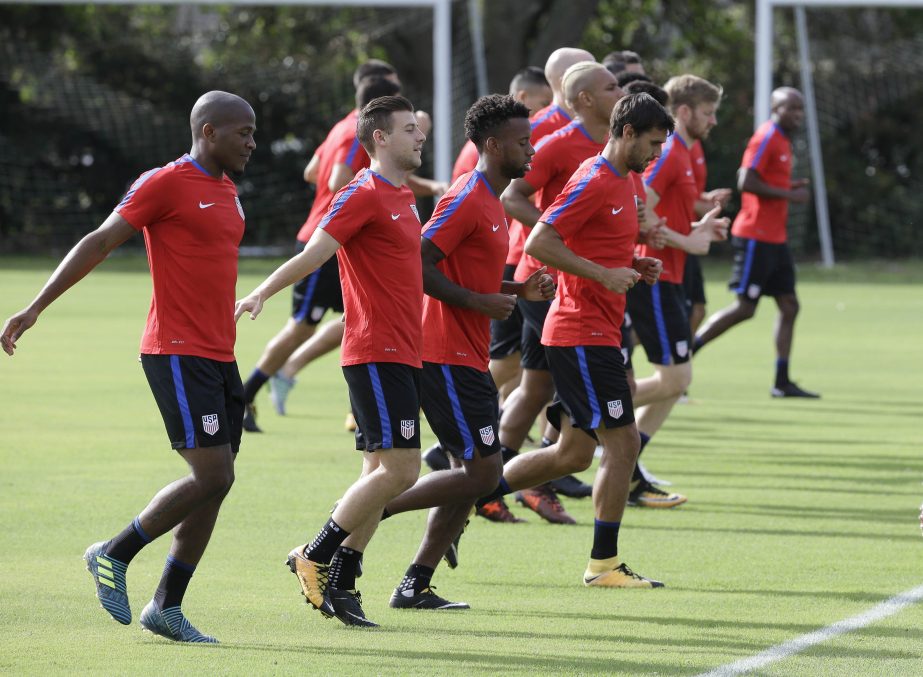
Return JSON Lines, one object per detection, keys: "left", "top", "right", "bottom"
{"left": 636, "top": 523, "right": 920, "bottom": 542}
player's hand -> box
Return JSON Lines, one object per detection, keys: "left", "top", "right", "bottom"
{"left": 0, "top": 308, "right": 38, "bottom": 356}
{"left": 521, "top": 267, "right": 555, "bottom": 301}
{"left": 792, "top": 178, "right": 810, "bottom": 188}
{"left": 694, "top": 204, "right": 730, "bottom": 243}
{"left": 705, "top": 188, "right": 733, "bottom": 208}
{"left": 685, "top": 224, "right": 713, "bottom": 255}
{"left": 474, "top": 293, "right": 517, "bottom": 320}
{"left": 643, "top": 217, "right": 668, "bottom": 249}
{"left": 789, "top": 185, "right": 811, "bottom": 204}
{"left": 633, "top": 257, "right": 662, "bottom": 285}
{"left": 600, "top": 267, "right": 642, "bottom": 294}
{"left": 431, "top": 181, "right": 450, "bottom": 198}
{"left": 234, "top": 293, "right": 265, "bottom": 322}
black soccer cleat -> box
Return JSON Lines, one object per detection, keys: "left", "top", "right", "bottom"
{"left": 329, "top": 588, "right": 378, "bottom": 627}
{"left": 389, "top": 586, "right": 470, "bottom": 610}
{"left": 771, "top": 382, "right": 820, "bottom": 399}
{"left": 242, "top": 403, "right": 262, "bottom": 433}
{"left": 423, "top": 444, "right": 451, "bottom": 472}
{"left": 549, "top": 474, "right": 593, "bottom": 498}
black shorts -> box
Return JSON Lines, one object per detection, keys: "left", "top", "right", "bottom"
{"left": 545, "top": 345, "right": 635, "bottom": 433}
{"left": 620, "top": 315, "right": 634, "bottom": 373}
{"left": 291, "top": 242, "right": 344, "bottom": 325}
{"left": 519, "top": 298, "right": 551, "bottom": 371}
{"left": 488, "top": 264, "right": 523, "bottom": 360}
{"left": 141, "top": 354, "right": 244, "bottom": 453}
{"left": 342, "top": 362, "right": 421, "bottom": 451}
{"left": 626, "top": 281, "right": 691, "bottom": 366}
{"left": 421, "top": 362, "right": 501, "bottom": 460}
{"left": 729, "top": 237, "right": 796, "bottom": 302}
{"left": 683, "top": 254, "right": 707, "bottom": 308}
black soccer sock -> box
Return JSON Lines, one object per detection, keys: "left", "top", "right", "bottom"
{"left": 304, "top": 518, "right": 350, "bottom": 564}
{"left": 590, "top": 519, "right": 621, "bottom": 560}
{"left": 631, "top": 432, "right": 652, "bottom": 483}
{"left": 328, "top": 546, "right": 362, "bottom": 590}
{"left": 153, "top": 555, "right": 195, "bottom": 609}
{"left": 775, "top": 359, "right": 790, "bottom": 387}
{"left": 243, "top": 368, "right": 270, "bottom": 404}
{"left": 475, "top": 477, "right": 512, "bottom": 508}
{"left": 500, "top": 445, "right": 518, "bottom": 464}
{"left": 106, "top": 516, "right": 152, "bottom": 564}
{"left": 397, "top": 563, "right": 435, "bottom": 594}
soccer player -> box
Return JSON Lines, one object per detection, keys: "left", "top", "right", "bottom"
{"left": 1, "top": 91, "right": 256, "bottom": 643}
{"left": 693, "top": 87, "right": 818, "bottom": 398}
{"left": 625, "top": 75, "right": 729, "bottom": 507}
{"left": 235, "top": 95, "right": 426, "bottom": 628}
{"left": 602, "top": 49, "right": 645, "bottom": 76}
{"left": 499, "top": 61, "right": 623, "bottom": 522}
{"left": 383, "top": 94, "right": 553, "bottom": 610}
{"left": 487, "top": 92, "right": 673, "bottom": 587}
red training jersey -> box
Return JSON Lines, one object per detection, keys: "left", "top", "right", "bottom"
{"left": 422, "top": 170, "right": 509, "bottom": 370}
{"left": 516, "top": 121, "right": 605, "bottom": 282}
{"left": 641, "top": 133, "right": 698, "bottom": 283}
{"left": 451, "top": 140, "right": 480, "bottom": 182}
{"left": 690, "top": 140, "right": 707, "bottom": 195}
{"left": 540, "top": 155, "right": 640, "bottom": 348}
{"left": 296, "top": 110, "right": 370, "bottom": 243}
{"left": 116, "top": 154, "right": 244, "bottom": 362}
{"left": 319, "top": 168, "right": 423, "bottom": 367}
{"left": 732, "top": 120, "right": 792, "bottom": 244}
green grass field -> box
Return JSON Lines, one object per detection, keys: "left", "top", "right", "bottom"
{"left": 1, "top": 256, "right": 921, "bottom": 676}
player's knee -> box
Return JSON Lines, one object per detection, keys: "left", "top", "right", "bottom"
{"left": 779, "top": 296, "right": 799, "bottom": 320}
{"left": 559, "top": 444, "right": 595, "bottom": 474}
{"left": 197, "top": 466, "right": 235, "bottom": 499}
{"left": 735, "top": 301, "right": 757, "bottom": 321}
{"left": 468, "top": 459, "right": 502, "bottom": 495}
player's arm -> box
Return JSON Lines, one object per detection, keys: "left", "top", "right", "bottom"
{"left": 421, "top": 238, "right": 515, "bottom": 320}
{"left": 525, "top": 221, "right": 639, "bottom": 294}
{"left": 694, "top": 188, "right": 732, "bottom": 217}
{"left": 303, "top": 153, "right": 321, "bottom": 184}
{"left": 738, "top": 168, "right": 810, "bottom": 203}
{"left": 500, "top": 178, "right": 541, "bottom": 227}
{"left": 500, "top": 269, "right": 555, "bottom": 302}
{"left": 1, "top": 213, "right": 137, "bottom": 355}
{"left": 235, "top": 228, "right": 340, "bottom": 321}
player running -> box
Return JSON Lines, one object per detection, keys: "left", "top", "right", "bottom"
{"left": 2, "top": 91, "right": 257, "bottom": 643}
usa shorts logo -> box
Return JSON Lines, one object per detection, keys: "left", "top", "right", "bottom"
{"left": 479, "top": 425, "right": 495, "bottom": 446}
{"left": 400, "top": 419, "right": 416, "bottom": 440}
{"left": 202, "top": 414, "right": 220, "bottom": 435}
{"left": 747, "top": 283, "right": 761, "bottom": 300}
{"left": 676, "top": 340, "right": 689, "bottom": 358}
{"left": 607, "top": 400, "right": 624, "bottom": 419}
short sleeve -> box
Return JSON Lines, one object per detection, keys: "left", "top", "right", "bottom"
{"left": 329, "top": 135, "right": 370, "bottom": 174}
{"left": 318, "top": 171, "right": 375, "bottom": 244}
{"left": 422, "top": 177, "right": 479, "bottom": 257}
{"left": 114, "top": 167, "right": 171, "bottom": 231}
{"left": 540, "top": 171, "right": 601, "bottom": 239}
{"left": 742, "top": 129, "right": 775, "bottom": 174}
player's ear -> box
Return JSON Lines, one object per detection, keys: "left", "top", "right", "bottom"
{"left": 202, "top": 122, "right": 216, "bottom": 143}
{"left": 483, "top": 137, "right": 499, "bottom": 156}
{"left": 372, "top": 128, "right": 387, "bottom": 147}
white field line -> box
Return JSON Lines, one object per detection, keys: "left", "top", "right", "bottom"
{"left": 697, "top": 583, "right": 923, "bottom": 677}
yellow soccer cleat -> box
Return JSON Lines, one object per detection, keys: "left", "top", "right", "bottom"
{"left": 583, "top": 558, "right": 664, "bottom": 588}
{"left": 286, "top": 545, "right": 335, "bottom": 617}
{"left": 627, "top": 480, "right": 687, "bottom": 508}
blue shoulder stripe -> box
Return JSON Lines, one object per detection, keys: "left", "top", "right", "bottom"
{"left": 748, "top": 124, "right": 777, "bottom": 169}
{"left": 544, "top": 157, "right": 604, "bottom": 225}
{"left": 116, "top": 167, "right": 165, "bottom": 209}
{"left": 319, "top": 170, "right": 373, "bottom": 230}
{"left": 422, "top": 171, "right": 479, "bottom": 239}
{"left": 345, "top": 137, "right": 361, "bottom": 166}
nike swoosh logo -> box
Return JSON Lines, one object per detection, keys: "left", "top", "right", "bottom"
{"left": 199, "top": 202, "right": 215, "bottom": 209}
{"left": 391, "top": 213, "right": 400, "bottom": 220}
{"left": 584, "top": 573, "right": 604, "bottom": 584}
{"left": 492, "top": 224, "right": 501, "bottom": 232}
{"left": 611, "top": 206, "right": 623, "bottom": 215}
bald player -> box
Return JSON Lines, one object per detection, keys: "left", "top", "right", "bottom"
{"left": 2, "top": 91, "right": 257, "bottom": 643}
{"left": 694, "top": 87, "right": 819, "bottom": 399}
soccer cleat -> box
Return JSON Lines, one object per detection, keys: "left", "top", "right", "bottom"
{"left": 515, "top": 484, "right": 577, "bottom": 524}
{"left": 549, "top": 474, "right": 593, "bottom": 498}
{"left": 423, "top": 444, "right": 451, "bottom": 472}
{"left": 84, "top": 541, "right": 131, "bottom": 625}
{"left": 583, "top": 561, "right": 664, "bottom": 589}
{"left": 139, "top": 601, "right": 218, "bottom": 643}
{"left": 286, "top": 545, "right": 335, "bottom": 618}
{"left": 627, "top": 480, "right": 687, "bottom": 508}
{"left": 389, "top": 586, "right": 470, "bottom": 610}
{"left": 771, "top": 382, "right": 821, "bottom": 399}
{"left": 242, "top": 402, "right": 262, "bottom": 433}
{"left": 476, "top": 498, "right": 526, "bottom": 523}
{"left": 344, "top": 411, "right": 357, "bottom": 432}
{"left": 268, "top": 372, "right": 296, "bottom": 416}
{"left": 329, "top": 588, "right": 378, "bottom": 628}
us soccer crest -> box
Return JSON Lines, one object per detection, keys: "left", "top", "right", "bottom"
{"left": 409, "top": 204, "right": 420, "bottom": 222}
{"left": 235, "top": 196, "right": 245, "bottom": 221}
{"left": 202, "top": 414, "right": 220, "bottom": 435}
{"left": 676, "top": 340, "right": 689, "bottom": 358}
{"left": 400, "top": 419, "right": 416, "bottom": 439}
{"left": 479, "top": 425, "right": 495, "bottom": 446}
{"left": 607, "top": 400, "right": 624, "bottom": 419}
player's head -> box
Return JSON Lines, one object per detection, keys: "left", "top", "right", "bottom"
{"left": 543, "top": 47, "right": 595, "bottom": 99}
{"left": 616, "top": 71, "right": 651, "bottom": 89}
{"left": 357, "top": 95, "right": 423, "bottom": 170}
{"left": 562, "top": 61, "right": 623, "bottom": 125}
{"left": 602, "top": 50, "right": 645, "bottom": 75}
{"left": 356, "top": 76, "right": 402, "bottom": 110}
{"left": 353, "top": 59, "right": 400, "bottom": 89}
{"left": 623, "top": 80, "right": 669, "bottom": 107}
{"left": 508, "top": 66, "right": 552, "bottom": 114}
{"left": 664, "top": 74, "right": 723, "bottom": 141}
{"left": 189, "top": 90, "right": 256, "bottom": 176}
{"left": 771, "top": 87, "right": 805, "bottom": 132}
{"left": 465, "top": 94, "right": 533, "bottom": 179}
{"left": 611, "top": 92, "right": 674, "bottom": 173}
